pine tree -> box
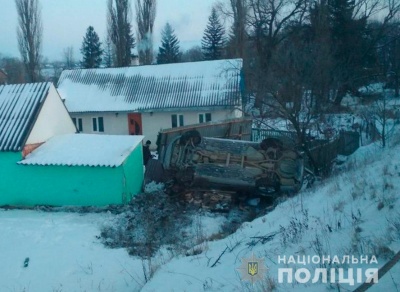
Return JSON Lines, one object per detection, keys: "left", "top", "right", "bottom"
{"left": 157, "top": 23, "right": 181, "bottom": 64}
{"left": 201, "top": 7, "right": 226, "bottom": 60}
{"left": 80, "top": 26, "right": 103, "bottom": 68}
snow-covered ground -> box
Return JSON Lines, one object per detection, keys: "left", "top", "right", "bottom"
{"left": 1, "top": 135, "right": 400, "bottom": 291}
{"left": 0, "top": 208, "right": 231, "bottom": 292}
{"left": 0, "top": 211, "right": 143, "bottom": 291}
{"left": 141, "top": 140, "right": 400, "bottom": 291}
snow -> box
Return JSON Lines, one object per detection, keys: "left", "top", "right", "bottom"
{"left": 57, "top": 59, "right": 243, "bottom": 113}
{"left": 144, "top": 181, "right": 165, "bottom": 193}
{"left": 253, "top": 113, "right": 366, "bottom": 141}
{"left": 19, "top": 134, "right": 144, "bottom": 167}
{"left": 0, "top": 210, "right": 141, "bottom": 292}
{"left": 359, "top": 83, "right": 385, "bottom": 95}
{"left": 141, "top": 137, "right": 400, "bottom": 291}
{"left": 2, "top": 121, "right": 400, "bottom": 291}
{"left": 0, "top": 207, "right": 233, "bottom": 291}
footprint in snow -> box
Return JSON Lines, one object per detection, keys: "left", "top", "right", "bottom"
{"left": 23, "top": 257, "right": 29, "bottom": 268}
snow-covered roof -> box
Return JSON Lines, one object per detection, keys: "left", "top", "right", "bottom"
{"left": 57, "top": 59, "right": 242, "bottom": 113}
{"left": 0, "top": 83, "right": 51, "bottom": 151}
{"left": 19, "top": 134, "right": 144, "bottom": 167}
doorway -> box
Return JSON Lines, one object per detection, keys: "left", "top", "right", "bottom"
{"left": 128, "top": 113, "right": 142, "bottom": 135}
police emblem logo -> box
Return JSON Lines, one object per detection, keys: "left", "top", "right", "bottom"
{"left": 248, "top": 261, "right": 258, "bottom": 276}
{"left": 237, "top": 253, "right": 268, "bottom": 284}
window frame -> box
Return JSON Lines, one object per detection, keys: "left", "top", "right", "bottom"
{"left": 72, "top": 117, "right": 83, "bottom": 132}
{"left": 171, "top": 114, "right": 184, "bottom": 128}
{"left": 92, "top": 117, "right": 104, "bottom": 132}
{"left": 199, "top": 113, "right": 212, "bottom": 123}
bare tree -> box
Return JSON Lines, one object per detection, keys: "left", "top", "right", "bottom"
{"left": 216, "top": 0, "right": 248, "bottom": 58}
{"left": 308, "top": 0, "right": 333, "bottom": 111}
{"left": 0, "top": 56, "right": 26, "bottom": 84}
{"left": 255, "top": 31, "right": 324, "bottom": 173}
{"left": 15, "top": 0, "right": 43, "bottom": 82}
{"left": 229, "top": 0, "right": 248, "bottom": 58}
{"left": 181, "top": 46, "right": 203, "bottom": 62}
{"left": 63, "top": 46, "right": 74, "bottom": 69}
{"left": 107, "top": 0, "right": 136, "bottom": 67}
{"left": 374, "top": 95, "right": 396, "bottom": 148}
{"left": 330, "top": 0, "right": 400, "bottom": 105}
{"left": 49, "top": 60, "right": 64, "bottom": 84}
{"left": 103, "top": 35, "right": 115, "bottom": 67}
{"left": 246, "top": 0, "right": 309, "bottom": 107}
{"left": 385, "top": 20, "right": 400, "bottom": 97}
{"left": 135, "top": 0, "right": 156, "bottom": 65}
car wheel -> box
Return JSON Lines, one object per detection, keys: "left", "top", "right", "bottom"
{"left": 179, "top": 130, "right": 202, "bottom": 146}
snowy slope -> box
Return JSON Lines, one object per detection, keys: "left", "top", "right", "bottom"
{"left": 142, "top": 140, "right": 400, "bottom": 291}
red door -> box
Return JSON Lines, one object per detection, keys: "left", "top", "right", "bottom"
{"left": 128, "top": 113, "right": 142, "bottom": 135}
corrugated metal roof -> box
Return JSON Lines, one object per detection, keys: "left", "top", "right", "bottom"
{"left": 57, "top": 59, "right": 243, "bottom": 113}
{"left": 0, "top": 82, "right": 50, "bottom": 151}
{"left": 18, "top": 134, "right": 144, "bottom": 167}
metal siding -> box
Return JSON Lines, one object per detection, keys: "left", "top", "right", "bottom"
{"left": 0, "top": 83, "right": 50, "bottom": 151}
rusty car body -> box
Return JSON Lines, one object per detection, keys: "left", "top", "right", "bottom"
{"left": 162, "top": 131, "right": 304, "bottom": 195}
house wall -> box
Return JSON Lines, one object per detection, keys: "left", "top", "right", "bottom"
{"left": 26, "top": 85, "right": 76, "bottom": 145}
{"left": 71, "top": 107, "right": 243, "bottom": 148}
{"left": 72, "top": 112, "right": 129, "bottom": 135}
{"left": 141, "top": 108, "right": 243, "bottom": 144}
{"left": 0, "top": 150, "right": 143, "bottom": 206}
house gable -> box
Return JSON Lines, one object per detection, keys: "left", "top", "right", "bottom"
{"left": 0, "top": 83, "right": 49, "bottom": 151}
{"left": 26, "top": 84, "right": 76, "bottom": 145}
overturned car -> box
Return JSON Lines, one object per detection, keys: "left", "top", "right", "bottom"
{"left": 162, "top": 131, "right": 304, "bottom": 195}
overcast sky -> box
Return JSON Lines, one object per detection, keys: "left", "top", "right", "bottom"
{"left": 0, "top": 0, "right": 218, "bottom": 62}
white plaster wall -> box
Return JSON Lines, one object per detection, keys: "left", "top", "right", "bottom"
{"left": 141, "top": 108, "right": 243, "bottom": 145}
{"left": 26, "top": 85, "right": 76, "bottom": 144}
{"left": 71, "top": 108, "right": 243, "bottom": 149}
{"left": 70, "top": 112, "right": 129, "bottom": 135}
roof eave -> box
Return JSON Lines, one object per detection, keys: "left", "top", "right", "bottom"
{"left": 69, "top": 104, "right": 242, "bottom": 114}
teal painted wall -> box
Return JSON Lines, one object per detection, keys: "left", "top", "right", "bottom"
{"left": 122, "top": 145, "right": 144, "bottom": 202}
{"left": 0, "top": 149, "right": 143, "bottom": 206}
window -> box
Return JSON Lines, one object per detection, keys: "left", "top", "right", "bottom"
{"left": 92, "top": 117, "right": 104, "bottom": 132}
{"left": 98, "top": 117, "right": 104, "bottom": 132}
{"left": 171, "top": 114, "right": 184, "bottom": 128}
{"left": 92, "top": 118, "right": 97, "bottom": 131}
{"left": 199, "top": 113, "right": 212, "bottom": 123}
{"left": 179, "top": 115, "right": 184, "bottom": 127}
{"left": 72, "top": 117, "right": 83, "bottom": 132}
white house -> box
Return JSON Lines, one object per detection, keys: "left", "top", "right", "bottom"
{"left": 0, "top": 82, "right": 76, "bottom": 156}
{"left": 57, "top": 59, "right": 244, "bottom": 145}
